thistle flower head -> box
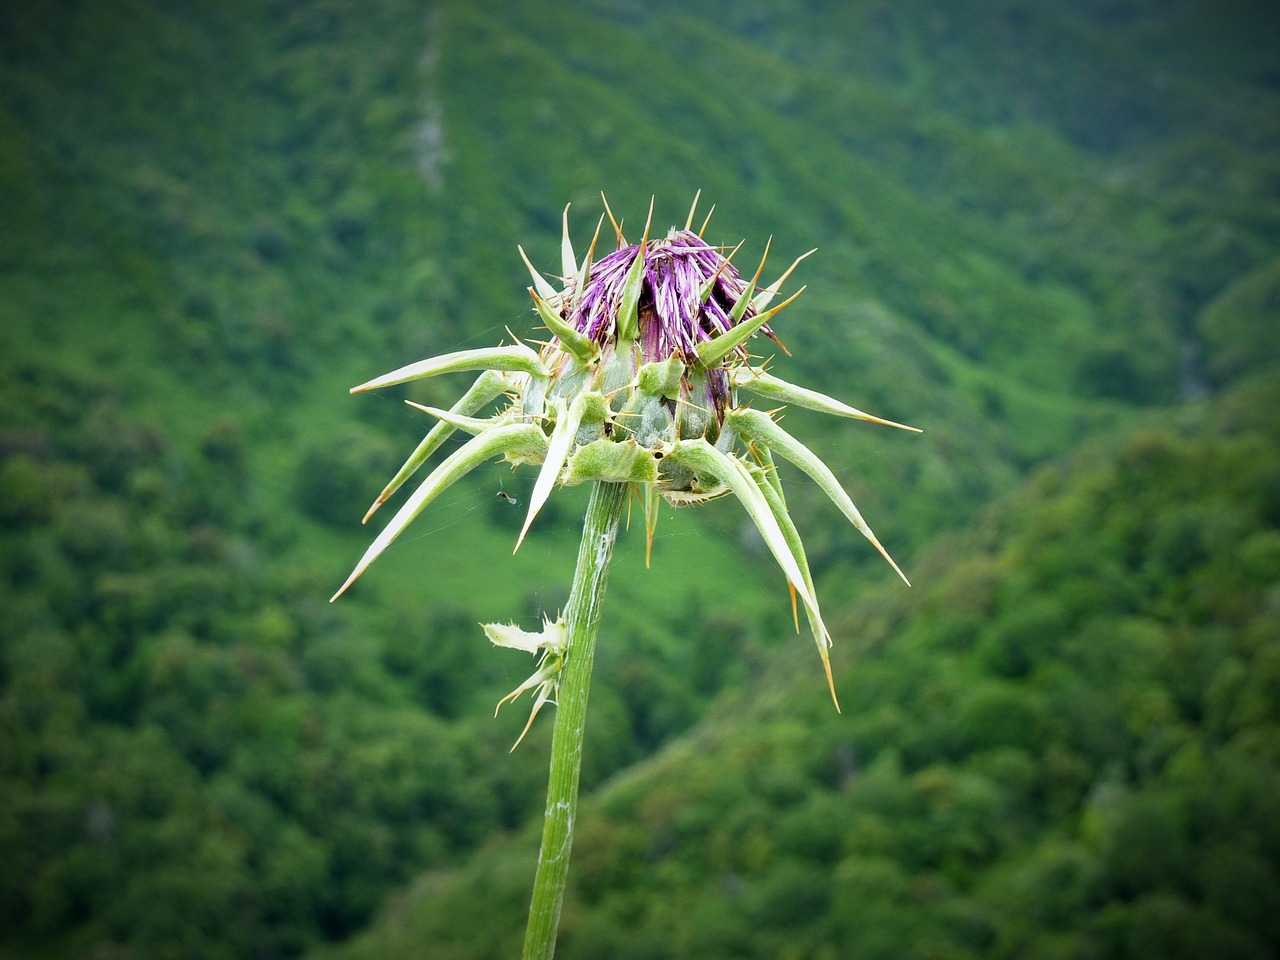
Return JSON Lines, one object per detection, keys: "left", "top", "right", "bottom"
{"left": 561, "top": 226, "right": 775, "bottom": 367}
{"left": 539, "top": 227, "right": 742, "bottom": 443}
{"left": 331, "top": 195, "right": 919, "bottom": 711}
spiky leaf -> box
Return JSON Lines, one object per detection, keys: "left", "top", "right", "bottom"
{"left": 351, "top": 345, "right": 546, "bottom": 394}
{"left": 331, "top": 424, "right": 548, "bottom": 600}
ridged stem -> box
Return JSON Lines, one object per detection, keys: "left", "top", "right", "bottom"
{"left": 522, "top": 480, "right": 629, "bottom": 960}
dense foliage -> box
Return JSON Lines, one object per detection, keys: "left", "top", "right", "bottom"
{"left": 0, "top": 363, "right": 788, "bottom": 958}
{"left": 1, "top": 0, "right": 1277, "bottom": 957}
{"left": 327, "top": 378, "right": 1280, "bottom": 960}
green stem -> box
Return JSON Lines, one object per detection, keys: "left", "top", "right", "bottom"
{"left": 522, "top": 480, "right": 629, "bottom": 960}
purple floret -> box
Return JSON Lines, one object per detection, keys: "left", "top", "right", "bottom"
{"left": 566, "top": 229, "right": 772, "bottom": 363}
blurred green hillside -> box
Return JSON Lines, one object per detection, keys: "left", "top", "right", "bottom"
{"left": 0, "top": 0, "right": 1277, "bottom": 958}
{"left": 321, "top": 373, "right": 1280, "bottom": 960}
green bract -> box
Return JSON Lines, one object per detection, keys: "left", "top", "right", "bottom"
{"left": 332, "top": 195, "right": 919, "bottom": 709}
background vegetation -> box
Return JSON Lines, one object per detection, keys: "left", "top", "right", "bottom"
{"left": 1, "top": 0, "right": 1277, "bottom": 957}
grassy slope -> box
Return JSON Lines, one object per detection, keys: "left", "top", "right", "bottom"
{"left": 6, "top": 0, "right": 1272, "bottom": 575}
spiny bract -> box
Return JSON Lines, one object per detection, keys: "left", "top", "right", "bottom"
{"left": 331, "top": 194, "right": 919, "bottom": 710}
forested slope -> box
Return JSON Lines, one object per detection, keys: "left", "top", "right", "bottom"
{"left": 324, "top": 375, "right": 1280, "bottom": 960}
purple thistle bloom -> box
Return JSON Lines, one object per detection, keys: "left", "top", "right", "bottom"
{"left": 567, "top": 228, "right": 775, "bottom": 363}
{"left": 334, "top": 196, "right": 919, "bottom": 710}
{"left": 330, "top": 196, "right": 921, "bottom": 960}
